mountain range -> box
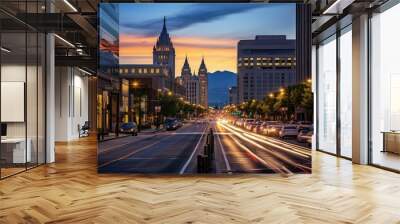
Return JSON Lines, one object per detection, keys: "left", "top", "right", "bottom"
{"left": 207, "top": 71, "right": 237, "bottom": 107}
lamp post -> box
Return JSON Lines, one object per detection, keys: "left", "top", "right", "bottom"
{"left": 132, "top": 81, "right": 141, "bottom": 132}
{"left": 156, "top": 88, "right": 162, "bottom": 129}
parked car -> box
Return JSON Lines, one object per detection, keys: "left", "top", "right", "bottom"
{"left": 297, "top": 130, "right": 313, "bottom": 143}
{"left": 279, "top": 125, "right": 298, "bottom": 138}
{"left": 165, "top": 118, "right": 180, "bottom": 131}
{"left": 119, "top": 122, "right": 138, "bottom": 136}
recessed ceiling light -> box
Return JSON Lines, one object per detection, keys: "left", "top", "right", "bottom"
{"left": 63, "top": 0, "right": 78, "bottom": 12}
{"left": 1, "top": 47, "right": 11, "bottom": 53}
{"left": 78, "top": 67, "right": 93, "bottom": 76}
{"left": 54, "top": 34, "right": 75, "bottom": 48}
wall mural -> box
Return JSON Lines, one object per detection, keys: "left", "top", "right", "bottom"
{"left": 98, "top": 3, "right": 312, "bottom": 174}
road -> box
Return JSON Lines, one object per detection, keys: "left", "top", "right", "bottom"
{"left": 98, "top": 120, "right": 311, "bottom": 174}
{"left": 214, "top": 121, "right": 311, "bottom": 174}
{"left": 98, "top": 122, "right": 209, "bottom": 174}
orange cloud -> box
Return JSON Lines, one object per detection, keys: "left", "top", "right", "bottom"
{"left": 119, "top": 34, "right": 238, "bottom": 73}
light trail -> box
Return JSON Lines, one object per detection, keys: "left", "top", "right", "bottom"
{"left": 219, "top": 122, "right": 311, "bottom": 173}
{"left": 223, "top": 123, "right": 311, "bottom": 156}
{"left": 228, "top": 134, "right": 291, "bottom": 174}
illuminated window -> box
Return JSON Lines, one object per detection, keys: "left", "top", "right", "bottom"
{"left": 150, "top": 68, "right": 154, "bottom": 73}
{"left": 131, "top": 68, "right": 135, "bottom": 73}
{"left": 138, "top": 68, "right": 142, "bottom": 74}
{"left": 143, "top": 68, "right": 148, "bottom": 74}
{"left": 124, "top": 69, "right": 128, "bottom": 74}
{"left": 119, "top": 68, "right": 123, "bottom": 74}
{"left": 156, "top": 68, "right": 160, "bottom": 73}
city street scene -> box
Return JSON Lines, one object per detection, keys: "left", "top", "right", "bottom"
{"left": 98, "top": 3, "right": 312, "bottom": 174}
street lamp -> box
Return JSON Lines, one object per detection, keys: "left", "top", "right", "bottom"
{"left": 279, "top": 87, "right": 285, "bottom": 93}
{"left": 132, "top": 80, "right": 141, "bottom": 132}
{"left": 168, "top": 91, "right": 172, "bottom": 96}
{"left": 269, "top": 93, "right": 274, "bottom": 98}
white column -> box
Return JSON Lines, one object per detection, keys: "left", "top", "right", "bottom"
{"left": 46, "top": 33, "right": 55, "bottom": 163}
{"left": 352, "top": 14, "right": 369, "bottom": 164}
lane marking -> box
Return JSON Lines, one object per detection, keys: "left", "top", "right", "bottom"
{"left": 159, "top": 132, "right": 231, "bottom": 135}
{"left": 99, "top": 135, "right": 155, "bottom": 154}
{"left": 179, "top": 123, "right": 209, "bottom": 174}
{"left": 216, "top": 125, "right": 231, "bottom": 173}
{"left": 98, "top": 140, "right": 161, "bottom": 168}
{"left": 99, "top": 123, "right": 205, "bottom": 154}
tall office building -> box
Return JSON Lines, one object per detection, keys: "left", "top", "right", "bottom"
{"left": 180, "top": 56, "right": 200, "bottom": 105}
{"left": 153, "top": 17, "right": 176, "bottom": 90}
{"left": 198, "top": 57, "right": 208, "bottom": 108}
{"left": 237, "top": 35, "right": 296, "bottom": 103}
{"left": 296, "top": 3, "right": 312, "bottom": 83}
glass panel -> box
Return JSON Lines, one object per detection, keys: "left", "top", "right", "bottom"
{"left": 1, "top": 30, "right": 28, "bottom": 177}
{"left": 26, "top": 31, "right": 38, "bottom": 169}
{"left": 371, "top": 3, "right": 400, "bottom": 171}
{"left": 339, "top": 27, "right": 352, "bottom": 158}
{"left": 317, "top": 35, "right": 337, "bottom": 154}
{"left": 38, "top": 32, "right": 45, "bottom": 165}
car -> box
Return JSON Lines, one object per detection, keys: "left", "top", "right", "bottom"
{"left": 261, "top": 122, "right": 282, "bottom": 136}
{"left": 297, "top": 121, "right": 313, "bottom": 130}
{"left": 250, "top": 121, "right": 263, "bottom": 132}
{"left": 256, "top": 122, "right": 269, "bottom": 133}
{"left": 165, "top": 118, "right": 180, "bottom": 131}
{"left": 235, "top": 119, "right": 244, "bottom": 127}
{"left": 278, "top": 125, "right": 298, "bottom": 138}
{"left": 243, "top": 119, "right": 255, "bottom": 129}
{"left": 119, "top": 122, "right": 138, "bottom": 136}
{"left": 297, "top": 130, "right": 313, "bottom": 143}
{"left": 140, "top": 121, "right": 152, "bottom": 129}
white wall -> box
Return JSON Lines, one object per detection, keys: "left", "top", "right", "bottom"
{"left": 54, "top": 67, "right": 89, "bottom": 141}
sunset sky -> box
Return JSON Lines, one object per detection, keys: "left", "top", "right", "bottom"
{"left": 119, "top": 3, "right": 295, "bottom": 74}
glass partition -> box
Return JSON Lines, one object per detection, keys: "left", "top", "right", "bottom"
{"left": 339, "top": 26, "right": 352, "bottom": 158}
{"left": 0, "top": 1, "right": 46, "bottom": 179}
{"left": 317, "top": 35, "right": 337, "bottom": 154}
{"left": 370, "top": 3, "right": 400, "bottom": 171}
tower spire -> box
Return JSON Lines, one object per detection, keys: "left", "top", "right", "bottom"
{"left": 199, "top": 56, "right": 207, "bottom": 70}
